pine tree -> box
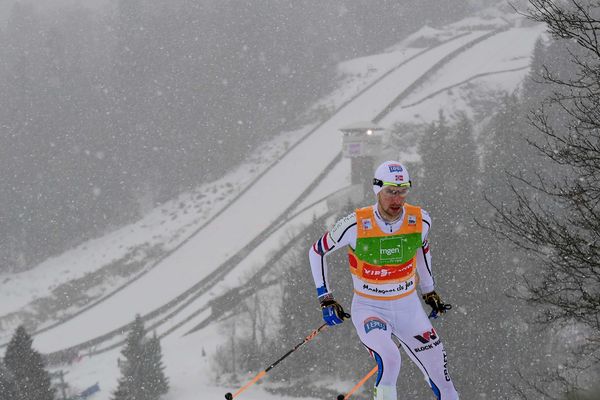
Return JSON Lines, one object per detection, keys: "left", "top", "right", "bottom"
{"left": 522, "top": 37, "right": 548, "bottom": 103}
{"left": 0, "top": 361, "right": 17, "bottom": 400}
{"left": 112, "top": 316, "right": 169, "bottom": 400}
{"left": 4, "top": 326, "right": 55, "bottom": 400}
{"left": 481, "top": 93, "right": 533, "bottom": 205}
{"left": 419, "top": 110, "right": 452, "bottom": 201}
{"left": 142, "top": 333, "right": 169, "bottom": 400}
{"left": 113, "top": 315, "right": 145, "bottom": 400}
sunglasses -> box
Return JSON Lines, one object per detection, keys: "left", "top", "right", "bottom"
{"left": 373, "top": 178, "right": 412, "bottom": 197}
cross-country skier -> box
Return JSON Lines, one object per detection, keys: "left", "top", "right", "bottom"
{"left": 308, "top": 160, "right": 459, "bottom": 400}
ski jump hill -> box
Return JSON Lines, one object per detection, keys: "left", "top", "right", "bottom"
{"left": 1, "top": 16, "right": 545, "bottom": 381}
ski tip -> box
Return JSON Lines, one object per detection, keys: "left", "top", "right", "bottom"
{"left": 225, "top": 392, "right": 233, "bottom": 400}
{"left": 337, "top": 395, "right": 345, "bottom": 400}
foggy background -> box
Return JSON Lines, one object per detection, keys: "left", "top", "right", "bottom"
{"left": 1, "top": 0, "right": 598, "bottom": 399}
{"left": 0, "top": 0, "right": 495, "bottom": 272}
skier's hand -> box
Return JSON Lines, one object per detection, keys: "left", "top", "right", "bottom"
{"left": 319, "top": 294, "right": 350, "bottom": 326}
{"left": 422, "top": 291, "right": 452, "bottom": 317}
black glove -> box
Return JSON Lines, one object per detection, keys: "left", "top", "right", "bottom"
{"left": 422, "top": 291, "right": 452, "bottom": 316}
{"left": 319, "top": 295, "right": 350, "bottom": 326}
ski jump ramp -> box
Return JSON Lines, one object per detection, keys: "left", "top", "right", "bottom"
{"left": 33, "top": 30, "right": 496, "bottom": 354}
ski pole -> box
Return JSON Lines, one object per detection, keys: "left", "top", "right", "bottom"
{"left": 336, "top": 365, "right": 378, "bottom": 400}
{"left": 224, "top": 323, "right": 328, "bottom": 400}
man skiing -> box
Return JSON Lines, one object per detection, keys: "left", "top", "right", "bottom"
{"left": 308, "top": 160, "right": 459, "bottom": 400}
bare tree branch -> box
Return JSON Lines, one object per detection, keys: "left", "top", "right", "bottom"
{"left": 487, "top": 1, "right": 600, "bottom": 398}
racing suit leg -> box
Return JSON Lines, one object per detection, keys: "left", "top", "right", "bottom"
{"left": 392, "top": 295, "right": 459, "bottom": 400}
{"left": 351, "top": 298, "right": 400, "bottom": 400}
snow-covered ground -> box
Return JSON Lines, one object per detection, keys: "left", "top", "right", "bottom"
{"left": 0, "top": 11, "right": 544, "bottom": 400}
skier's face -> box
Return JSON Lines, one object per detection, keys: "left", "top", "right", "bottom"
{"left": 377, "top": 186, "right": 408, "bottom": 221}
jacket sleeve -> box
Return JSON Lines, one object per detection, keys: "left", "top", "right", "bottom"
{"left": 416, "top": 209, "right": 435, "bottom": 293}
{"left": 308, "top": 213, "right": 357, "bottom": 298}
